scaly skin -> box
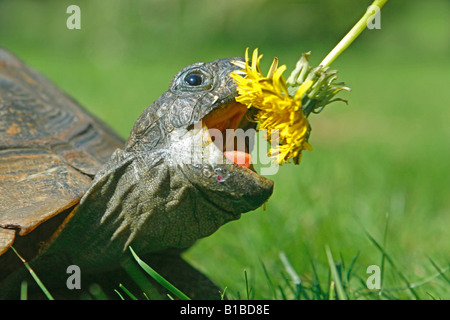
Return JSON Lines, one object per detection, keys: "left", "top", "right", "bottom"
{"left": 1, "top": 57, "right": 273, "bottom": 299}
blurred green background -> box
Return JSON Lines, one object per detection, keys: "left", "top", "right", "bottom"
{"left": 1, "top": 0, "right": 449, "bottom": 299}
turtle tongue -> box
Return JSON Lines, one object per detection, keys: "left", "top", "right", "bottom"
{"left": 223, "top": 150, "right": 251, "bottom": 169}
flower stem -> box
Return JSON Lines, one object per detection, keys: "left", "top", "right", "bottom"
{"left": 319, "top": 0, "right": 389, "bottom": 68}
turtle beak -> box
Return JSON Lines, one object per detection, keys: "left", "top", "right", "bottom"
{"left": 195, "top": 99, "right": 273, "bottom": 214}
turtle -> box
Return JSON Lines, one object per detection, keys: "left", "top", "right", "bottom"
{"left": 0, "top": 48, "right": 274, "bottom": 299}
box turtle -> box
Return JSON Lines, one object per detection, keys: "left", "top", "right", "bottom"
{"left": 0, "top": 48, "right": 273, "bottom": 299}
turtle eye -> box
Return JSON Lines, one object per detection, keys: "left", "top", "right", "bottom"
{"left": 173, "top": 67, "right": 213, "bottom": 93}
{"left": 184, "top": 73, "right": 203, "bottom": 86}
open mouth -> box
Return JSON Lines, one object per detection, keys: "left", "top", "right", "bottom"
{"left": 193, "top": 97, "right": 274, "bottom": 214}
{"left": 202, "top": 101, "right": 254, "bottom": 169}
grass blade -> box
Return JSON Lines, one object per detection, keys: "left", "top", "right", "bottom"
{"left": 244, "top": 269, "right": 251, "bottom": 300}
{"left": 428, "top": 258, "right": 450, "bottom": 285}
{"left": 129, "top": 246, "right": 190, "bottom": 300}
{"left": 306, "top": 250, "right": 324, "bottom": 299}
{"left": 20, "top": 281, "right": 27, "bottom": 300}
{"left": 114, "top": 289, "right": 125, "bottom": 300}
{"left": 220, "top": 286, "right": 228, "bottom": 300}
{"left": 119, "top": 283, "right": 138, "bottom": 300}
{"left": 279, "top": 252, "right": 302, "bottom": 300}
{"left": 329, "top": 281, "right": 336, "bottom": 300}
{"left": 278, "top": 284, "right": 288, "bottom": 300}
{"left": 325, "top": 245, "right": 347, "bottom": 300}
{"left": 380, "top": 213, "right": 390, "bottom": 292}
{"left": 260, "top": 259, "right": 277, "bottom": 299}
{"left": 11, "top": 246, "right": 54, "bottom": 300}
{"left": 347, "top": 251, "right": 360, "bottom": 280}
{"left": 364, "top": 231, "right": 420, "bottom": 299}
{"left": 121, "top": 258, "right": 164, "bottom": 300}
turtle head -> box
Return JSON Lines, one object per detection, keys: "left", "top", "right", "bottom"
{"left": 126, "top": 57, "right": 273, "bottom": 218}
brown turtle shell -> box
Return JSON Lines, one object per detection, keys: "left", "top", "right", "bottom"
{"left": 0, "top": 48, "right": 124, "bottom": 256}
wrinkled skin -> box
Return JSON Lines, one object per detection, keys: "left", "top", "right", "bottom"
{"left": 1, "top": 58, "right": 273, "bottom": 299}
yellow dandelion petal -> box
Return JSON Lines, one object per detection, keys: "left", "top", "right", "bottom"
{"left": 232, "top": 48, "right": 313, "bottom": 164}
{"left": 267, "top": 57, "right": 279, "bottom": 79}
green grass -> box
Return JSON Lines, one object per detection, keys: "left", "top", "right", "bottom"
{"left": 2, "top": 0, "right": 449, "bottom": 300}
{"left": 15, "top": 229, "right": 449, "bottom": 300}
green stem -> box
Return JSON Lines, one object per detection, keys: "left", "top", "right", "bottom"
{"left": 319, "top": 0, "right": 389, "bottom": 68}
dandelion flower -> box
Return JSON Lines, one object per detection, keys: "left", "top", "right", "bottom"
{"left": 231, "top": 48, "right": 314, "bottom": 164}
